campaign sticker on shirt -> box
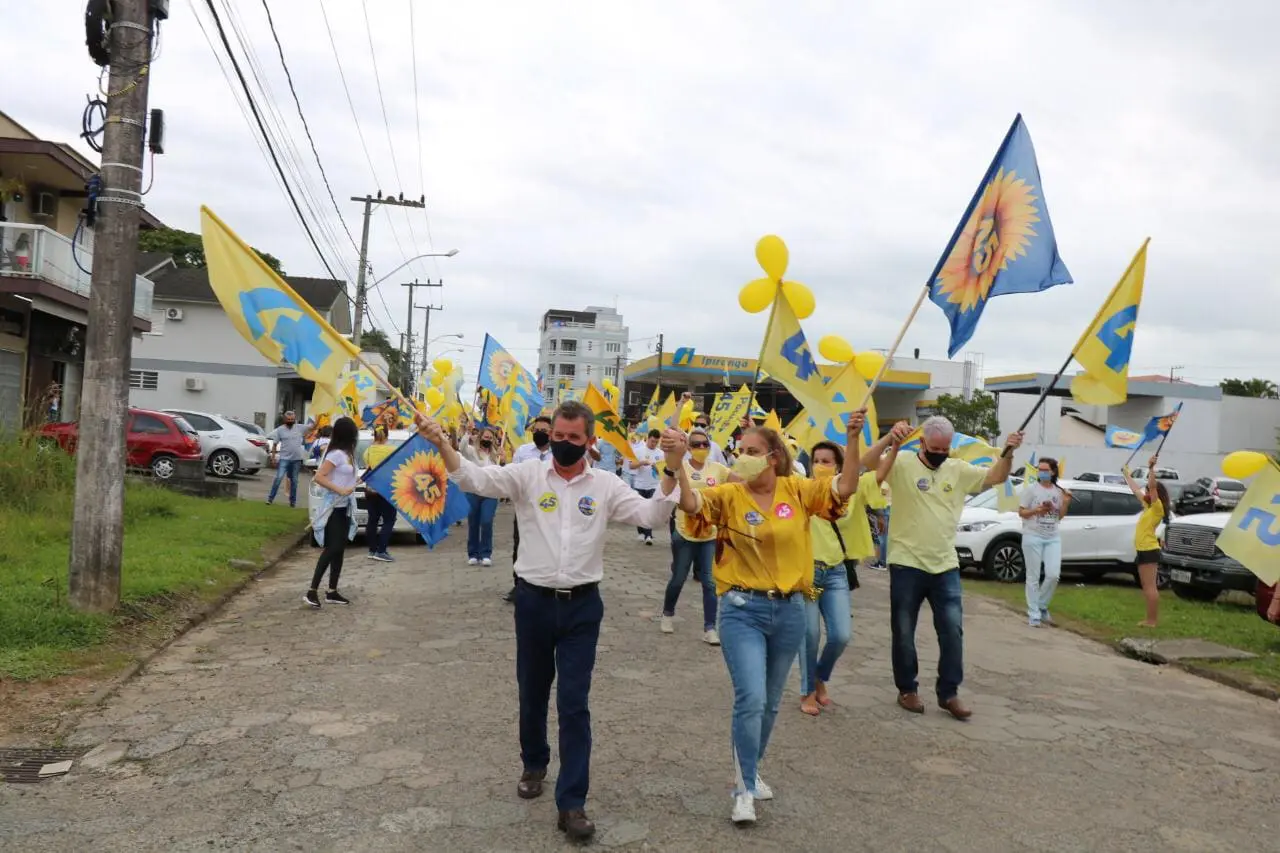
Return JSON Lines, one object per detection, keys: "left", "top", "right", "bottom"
{"left": 774, "top": 503, "right": 794, "bottom": 519}
{"left": 942, "top": 482, "right": 954, "bottom": 493}
{"left": 705, "top": 477, "right": 717, "bottom": 486}
{"left": 690, "top": 472, "right": 702, "bottom": 481}
{"left": 744, "top": 510, "right": 765, "bottom": 526}
{"left": 537, "top": 492, "right": 558, "bottom": 512}
{"left": 916, "top": 478, "right": 931, "bottom": 492}
{"left": 577, "top": 496, "right": 596, "bottom": 517}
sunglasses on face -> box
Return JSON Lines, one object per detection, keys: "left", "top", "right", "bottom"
{"left": 689, "top": 443, "right": 710, "bottom": 450}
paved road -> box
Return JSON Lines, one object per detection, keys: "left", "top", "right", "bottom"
{"left": 4, "top": 507, "right": 1278, "bottom": 851}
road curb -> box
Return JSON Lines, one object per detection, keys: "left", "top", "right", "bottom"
{"left": 52, "top": 527, "right": 310, "bottom": 741}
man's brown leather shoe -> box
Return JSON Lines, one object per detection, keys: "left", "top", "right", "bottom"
{"left": 517, "top": 769, "right": 545, "bottom": 799}
{"left": 558, "top": 809, "right": 596, "bottom": 840}
{"left": 939, "top": 696, "right": 973, "bottom": 720}
{"left": 897, "top": 692, "right": 925, "bottom": 714}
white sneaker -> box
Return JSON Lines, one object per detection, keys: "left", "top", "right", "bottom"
{"left": 637, "top": 534, "right": 647, "bottom": 542}
{"left": 703, "top": 628, "right": 720, "bottom": 646}
{"left": 467, "top": 558, "right": 478, "bottom": 566}
{"left": 481, "top": 557, "right": 492, "bottom": 567}
{"left": 660, "top": 616, "right": 675, "bottom": 634}
{"left": 753, "top": 776, "right": 773, "bottom": 800}
{"left": 731, "top": 792, "right": 756, "bottom": 824}
{"left": 644, "top": 536, "right": 654, "bottom": 546}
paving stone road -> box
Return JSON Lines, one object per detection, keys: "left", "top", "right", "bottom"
{"left": 3, "top": 506, "right": 1279, "bottom": 852}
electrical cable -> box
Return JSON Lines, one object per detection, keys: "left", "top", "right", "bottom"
{"left": 406, "top": 0, "right": 442, "bottom": 280}
{"left": 80, "top": 95, "right": 107, "bottom": 153}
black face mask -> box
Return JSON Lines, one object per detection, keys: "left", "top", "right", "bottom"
{"left": 550, "top": 439, "right": 587, "bottom": 467}
{"left": 922, "top": 450, "right": 950, "bottom": 469}
{"left": 532, "top": 431, "right": 550, "bottom": 448}
{"left": 479, "top": 440, "right": 492, "bottom": 450}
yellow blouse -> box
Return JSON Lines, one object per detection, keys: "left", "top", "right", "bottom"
{"left": 1135, "top": 500, "right": 1164, "bottom": 552}
{"left": 675, "top": 460, "right": 730, "bottom": 542}
{"left": 688, "top": 475, "right": 848, "bottom": 596}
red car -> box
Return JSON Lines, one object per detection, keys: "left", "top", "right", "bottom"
{"left": 40, "top": 407, "right": 204, "bottom": 480}
{"left": 1258, "top": 580, "right": 1279, "bottom": 625}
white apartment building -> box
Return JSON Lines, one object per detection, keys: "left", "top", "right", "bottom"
{"left": 537, "top": 306, "right": 629, "bottom": 401}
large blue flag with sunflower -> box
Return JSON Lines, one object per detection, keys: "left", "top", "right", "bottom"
{"left": 363, "top": 433, "right": 469, "bottom": 548}
{"left": 478, "top": 334, "right": 545, "bottom": 435}
{"left": 928, "top": 114, "right": 1072, "bottom": 357}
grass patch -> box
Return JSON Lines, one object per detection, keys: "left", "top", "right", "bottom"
{"left": 966, "top": 576, "right": 1280, "bottom": 691}
{"left": 0, "top": 434, "right": 305, "bottom": 681}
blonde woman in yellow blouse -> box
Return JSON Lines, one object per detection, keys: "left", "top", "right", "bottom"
{"left": 667, "top": 412, "right": 866, "bottom": 825}
{"left": 799, "top": 440, "right": 885, "bottom": 716}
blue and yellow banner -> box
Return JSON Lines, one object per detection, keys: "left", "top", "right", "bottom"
{"left": 1217, "top": 459, "right": 1280, "bottom": 585}
{"left": 927, "top": 115, "right": 1073, "bottom": 358}
{"left": 200, "top": 207, "right": 358, "bottom": 387}
{"left": 900, "top": 428, "right": 1002, "bottom": 467}
{"left": 1105, "top": 425, "right": 1146, "bottom": 450}
{"left": 1071, "top": 239, "right": 1149, "bottom": 406}
{"left": 787, "top": 363, "right": 879, "bottom": 458}
{"left": 362, "top": 433, "right": 470, "bottom": 548}
{"left": 478, "top": 334, "right": 544, "bottom": 437}
{"left": 757, "top": 294, "right": 837, "bottom": 426}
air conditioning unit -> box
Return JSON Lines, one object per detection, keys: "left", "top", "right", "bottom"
{"left": 32, "top": 191, "right": 57, "bottom": 219}
{"left": 165, "top": 307, "right": 184, "bottom": 321}
{"left": 184, "top": 377, "right": 205, "bottom": 392}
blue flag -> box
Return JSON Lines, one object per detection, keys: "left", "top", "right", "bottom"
{"left": 478, "top": 333, "right": 545, "bottom": 435}
{"left": 1105, "top": 425, "right": 1146, "bottom": 449}
{"left": 928, "top": 115, "right": 1073, "bottom": 357}
{"left": 362, "top": 433, "right": 470, "bottom": 548}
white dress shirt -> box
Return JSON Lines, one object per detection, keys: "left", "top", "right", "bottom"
{"left": 512, "top": 441, "right": 551, "bottom": 464}
{"left": 450, "top": 457, "right": 678, "bottom": 588}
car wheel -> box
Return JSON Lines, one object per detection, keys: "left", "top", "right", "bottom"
{"left": 1172, "top": 583, "right": 1220, "bottom": 602}
{"left": 208, "top": 449, "right": 239, "bottom": 479}
{"left": 151, "top": 455, "right": 177, "bottom": 480}
{"left": 982, "top": 538, "right": 1025, "bottom": 583}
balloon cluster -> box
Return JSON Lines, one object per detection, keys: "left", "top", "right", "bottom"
{"left": 816, "top": 333, "right": 886, "bottom": 380}
{"left": 423, "top": 357, "right": 462, "bottom": 421}
{"left": 1222, "top": 450, "right": 1273, "bottom": 480}
{"left": 738, "top": 235, "right": 816, "bottom": 319}
{"left": 601, "top": 378, "right": 619, "bottom": 402}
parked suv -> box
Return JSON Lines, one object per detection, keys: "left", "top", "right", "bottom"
{"left": 40, "top": 408, "right": 204, "bottom": 479}
{"left": 163, "top": 409, "right": 269, "bottom": 478}
{"left": 1074, "top": 472, "right": 1129, "bottom": 485}
{"left": 1161, "top": 513, "right": 1257, "bottom": 602}
{"left": 1174, "top": 477, "right": 1246, "bottom": 515}
{"left": 955, "top": 479, "right": 1168, "bottom": 588}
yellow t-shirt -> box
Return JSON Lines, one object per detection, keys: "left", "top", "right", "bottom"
{"left": 1135, "top": 500, "right": 1165, "bottom": 552}
{"left": 676, "top": 460, "right": 730, "bottom": 542}
{"left": 811, "top": 472, "right": 887, "bottom": 565}
{"left": 362, "top": 443, "right": 396, "bottom": 472}
{"left": 886, "top": 452, "right": 988, "bottom": 573}
{"left": 688, "top": 475, "right": 848, "bottom": 596}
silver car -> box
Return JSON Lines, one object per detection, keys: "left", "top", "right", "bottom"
{"left": 162, "top": 409, "right": 270, "bottom": 478}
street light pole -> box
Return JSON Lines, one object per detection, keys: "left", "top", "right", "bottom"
{"left": 349, "top": 194, "right": 447, "bottom": 346}
{"left": 401, "top": 279, "right": 442, "bottom": 393}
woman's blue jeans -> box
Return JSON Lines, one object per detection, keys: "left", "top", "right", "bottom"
{"left": 1022, "top": 533, "right": 1062, "bottom": 624}
{"left": 466, "top": 493, "right": 498, "bottom": 559}
{"left": 799, "top": 564, "right": 853, "bottom": 695}
{"left": 719, "top": 590, "right": 805, "bottom": 797}
{"left": 663, "top": 531, "right": 717, "bottom": 630}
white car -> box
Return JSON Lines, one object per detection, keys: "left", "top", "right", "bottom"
{"left": 1074, "top": 471, "right": 1129, "bottom": 486}
{"left": 1131, "top": 466, "right": 1181, "bottom": 482}
{"left": 163, "top": 409, "right": 269, "bottom": 478}
{"left": 955, "top": 479, "right": 1168, "bottom": 587}
{"left": 307, "top": 429, "right": 414, "bottom": 536}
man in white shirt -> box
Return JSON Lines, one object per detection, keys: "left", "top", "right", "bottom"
{"left": 419, "top": 402, "right": 681, "bottom": 841}
{"left": 627, "top": 429, "right": 664, "bottom": 544}
{"left": 502, "top": 415, "right": 554, "bottom": 602}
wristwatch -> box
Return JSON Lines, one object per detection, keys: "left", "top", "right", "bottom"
{"left": 663, "top": 466, "right": 678, "bottom": 478}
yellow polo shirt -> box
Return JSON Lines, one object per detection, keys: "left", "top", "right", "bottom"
{"left": 362, "top": 442, "right": 396, "bottom": 471}
{"left": 811, "top": 472, "right": 886, "bottom": 565}
{"left": 1135, "top": 500, "right": 1164, "bottom": 552}
{"left": 676, "top": 460, "right": 730, "bottom": 542}
{"left": 886, "top": 453, "right": 987, "bottom": 573}
{"left": 688, "top": 475, "right": 848, "bottom": 596}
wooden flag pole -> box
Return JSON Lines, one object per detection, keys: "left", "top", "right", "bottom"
{"left": 856, "top": 282, "right": 931, "bottom": 407}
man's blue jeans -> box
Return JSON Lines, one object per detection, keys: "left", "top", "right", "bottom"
{"left": 799, "top": 565, "right": 852, "bottom": 695}
{"left": 663, "top": 531, "right": 717, "bottom": 630}
{"left": 466, "top": 494, "right": 498, "bottom": 560}
{"left": 888, "top": 565, "right": 964, "bottom": 702}
{"left": 268, "top": 459, "right": 301, "bottom": 506}
{"left": 719, "top": 590, "right": 805, "bottom": 797}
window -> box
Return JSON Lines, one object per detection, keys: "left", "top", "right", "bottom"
{"left": 545, "top": 364, "right": 556, "bottom": 377}
{"left": 1064, "top": 490, "right": 1094, "bottom": 516}
{"left": 547, "top": 340, "right": 558, "bottom": 352}
{"left": 560, "top": 364, "right": 576, "bottom": 377}
{"left": 1095, "top": 491, "right": 1143, "bottom": 516}
{"left": 148, "top": 310, "right": 166, "bottom": 335}
{"left": 605, "top": 366, "right": 617, "bottom": 379}
{"left": 175, "top": 412, "right": 220, "bottom": 432}
{"left": 606, "top": 342, "right": 621, "bottom": 354}
{"left": 586, "top": 341, "right": 593, "bottom": 352}
{"left": 560, "top": 339, "right": 578, "bottom": 354}
{"left": 583, "top": 365, "right": 592, "bottom": 376}
{"left": 129, "top": 370, "right": 159, "bottom": 390}
{"left": 130, "top": 413, "right": 171, "bottom": 435}
{"left": 1075, "top": 472, "right": 1099, "bottom": 482}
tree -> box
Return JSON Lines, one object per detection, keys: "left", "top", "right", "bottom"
{"left": 1219, "top": 378, "right": 1279, "bottom": 399}
{"left": 138, "top": 227, "right": 284, "bottom": 275}
{"left": 931, "top": 391, "right": 1000, "bottom": 440}
{"left": 360, "top": 328, "right": 406, "bottom": 390}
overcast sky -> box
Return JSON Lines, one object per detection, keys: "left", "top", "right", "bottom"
{"left": 7, "top": 0, "right": 1278, "bottom": 395}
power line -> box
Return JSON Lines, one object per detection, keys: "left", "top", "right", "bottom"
{"left": 406, "top": 1, "right": 441, "bottom": 279}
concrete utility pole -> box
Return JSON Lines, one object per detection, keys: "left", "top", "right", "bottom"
{"left": 350, "top": 193, "right": 426, "bottom": 346}
{"left": 400, "top": 279, "right": 441, "bottom": 393}
{"left": 70, "top": 0, "right": 155, "bottom": 612}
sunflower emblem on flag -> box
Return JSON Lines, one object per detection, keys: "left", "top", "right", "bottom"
{"left": 486, "top": 350, "right": 518, "bottom": 390}
{"left": 390, "top": 449, "right": 450, "bottom": 525}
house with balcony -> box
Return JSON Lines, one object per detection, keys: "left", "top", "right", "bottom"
{"left": 537, "top": 306, "right": 630, "bottom": 402}
{"left": 0, "top": 109, "right": 164, "bottom": 430}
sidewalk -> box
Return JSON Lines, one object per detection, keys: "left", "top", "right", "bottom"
{"left": 3, "top": 506, "right": 1277, "bottom": 851}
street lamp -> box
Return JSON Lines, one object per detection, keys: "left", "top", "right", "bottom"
{"left": 429, "top": 333, "right": 464, "bottom": 345}
{"left": 370, "top": 249, "right": 459, "bottom": 288}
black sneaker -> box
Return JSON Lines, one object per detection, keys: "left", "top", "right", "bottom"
{"left": 303, "top": 590, "right": 321, "bottom": 608}
{"left": 325, "top": 590, "right": 350, "bottom": 605}
{"left": 502, "top": 586, "right": 516, "bottom": 603}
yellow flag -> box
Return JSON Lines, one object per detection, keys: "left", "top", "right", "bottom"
{"left": 762, "top": 410, "right": 782, "bottom": 432}
{"left": 900, "top": 428, "right": 1002, "bottom": 467}
{"left": 996, "top": 456, "right": 1039, "bottom": 512}
{"left": 584, "top": 384, "right": 638, "bottom": 463}
{"left": 310, "top": 382, "right": 338, "bottom": 421}
{"left": 757, "top": 294, "right": 837, "bottom": 425}
{"left": 200, "top": 207, "right": 359, "bottom": 387}
{"left": 708, "top": 385, "right": 752, "bottom": 446}
{"left": 654, "top": 392, "right": 677, "bottom": 430}
{"left": 1071, "top": 239, "right": 1149, "bottom": 406}
{"left": 785, "top": 362, "right": 880, "bottom": 458}
{"left": 338, "top": 377, "right": 360, "bottom": 420}
{"left": 1216, "top": 460, "right": 1280, "bottom": 585}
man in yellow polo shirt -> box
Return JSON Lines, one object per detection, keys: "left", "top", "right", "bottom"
{"left": 862, "top": 416, "right": 1022, "bottom": 720}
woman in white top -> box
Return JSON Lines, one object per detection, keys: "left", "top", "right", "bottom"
{"left": 1018, "top": 458, "right": 1071, "bottom": 627}
{"left": 307, "top": 416, "right": 359, "bottom": 608}
{"left": 461, "top": 426, "right": 501, "bottom": 565}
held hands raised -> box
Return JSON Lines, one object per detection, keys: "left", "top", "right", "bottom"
{"left": 844, "top": 408, "right": 867, "bottom": 440}
{"left": 659, "top": 428, "right": 688, "bottom": 469}
{"left": 888, "top": 421, "right": 913, "bottom": 444}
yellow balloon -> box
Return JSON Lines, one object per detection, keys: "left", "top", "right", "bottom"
{"left": 853, "top": 351, "right": 887, "bottom": 380}
{"left": 780, "top": 280, "right": 815, "bottom": 319}
{"left": 430, "top": 370, "right": 445, "bottom": 386}
{"left": 443, "top": 401, "right": 461, "bottom": 420}
{"left": 1222, "top": 450, "right": 1270, "bottom": 480}
{"left": 818, "top": 334, "right": 854, "bottom": 363}
{"left": 755, "top": 235, "right": 789, "bottom": 281}
{"left": 432, "top": 358, "right": 454, "bottom": 375}
{"left": 738, "top": 277, "right": 777, "bottom": 314}
{"left": 424, "top": 387, "right": 445, "bottom": 410}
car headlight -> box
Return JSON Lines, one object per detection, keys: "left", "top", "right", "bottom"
{"left": 957, "top": 520, "right": 1000, "bottom": 533}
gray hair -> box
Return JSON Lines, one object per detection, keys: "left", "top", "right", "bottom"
{"left": 552, "top": 400, "right": 595, "bottom": 438}
{"left": 920, "top": 415, "right": 955, "bottom": 443}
